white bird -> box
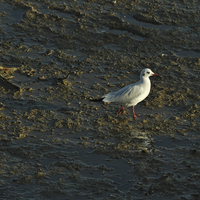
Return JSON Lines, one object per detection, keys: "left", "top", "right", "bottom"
{"left": 102, "top": 68, "right": 158, "bottom": 118}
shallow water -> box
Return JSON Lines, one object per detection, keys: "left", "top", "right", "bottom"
{"left": 0, "top": 0, "right": 200, "bottom": 199}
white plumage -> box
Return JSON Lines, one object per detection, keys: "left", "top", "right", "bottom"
{"left": 102, "top": 68, "right": 158, "bottom": 118}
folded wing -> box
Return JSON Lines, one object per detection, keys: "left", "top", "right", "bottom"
{"left": 102, "top": 82, "right": 144, "bottom": 105}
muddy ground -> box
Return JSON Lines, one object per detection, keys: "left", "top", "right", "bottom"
{"left": 0, "top": 0, "right": 200, "bottom": 199}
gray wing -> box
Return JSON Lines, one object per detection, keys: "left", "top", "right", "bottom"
{"left": 102, "top": 82, "right": 143, "bottom": 104}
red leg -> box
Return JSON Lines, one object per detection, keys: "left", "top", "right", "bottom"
{"left": 0, "top": 67, "right": 9, "bottom": 70}
{"left": 132, "top": 106, "right": 139, "bottom": 118}
{"left": 118, "top": 105, "right": 124, "bottom": 114}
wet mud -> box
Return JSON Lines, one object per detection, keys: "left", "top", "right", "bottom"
{"left": 0, "top": 0, "right": 200, "bottom": 199}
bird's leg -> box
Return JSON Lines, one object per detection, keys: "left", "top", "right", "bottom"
{"left": 132, "top": 106, "right": 139, "bottom": 118}
{"left": 118, "top": 105, "right": 124, "bottom": 114}
{"left": 0, "top": 67, "right": 9, "bottom": 70}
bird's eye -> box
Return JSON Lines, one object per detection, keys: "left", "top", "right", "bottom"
{"left": 147, "top": 72, "right": 150, "bottom": 74}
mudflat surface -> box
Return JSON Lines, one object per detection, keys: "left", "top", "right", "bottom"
{"left": 0, "top": 0, "right": 200, "bottom": 199}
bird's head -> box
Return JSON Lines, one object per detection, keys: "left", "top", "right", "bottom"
{"left": 141, "top": 68, "right": 158, "bottom": 78}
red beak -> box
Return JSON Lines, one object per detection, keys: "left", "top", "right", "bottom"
{"left": 153, "top": 73, "right": 158, "bottom": 76}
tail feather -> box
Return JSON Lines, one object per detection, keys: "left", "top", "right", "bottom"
{"left": 90, "top": 92, "right": 115, "bottom": 103}
{"left": 102, "top": 92, "right": 115, "bottom": 103}
{"left": 90, "top": 97, "right": 104, "bottom": 102}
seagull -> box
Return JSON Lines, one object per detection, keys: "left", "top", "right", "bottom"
{"left": 101, "top": 68, "right": 158, "bottom": 118}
